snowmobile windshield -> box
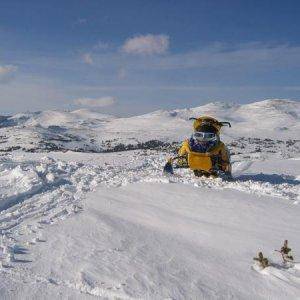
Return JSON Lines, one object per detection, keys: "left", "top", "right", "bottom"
{"left": 193, "top": 132, "right": 217, "bottom": 142}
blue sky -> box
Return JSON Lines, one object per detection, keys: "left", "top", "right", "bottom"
{"left": 0, "top": 0, "right": 300, "bottom": 115}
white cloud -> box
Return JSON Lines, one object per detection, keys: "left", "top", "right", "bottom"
{"left": 82, "top": 53, "right": 93, "bottom": 65}
{"left": 74, "top": 96, "right": 116, "bottom": 107}
{"left": 0, "top": 65, "right": 18, "bottom": 83}
{"left": 122, "top": 34, "right": 169, "bottom": 55}
{"left": 0, "top": 65, "right": 17, "bottom": 75}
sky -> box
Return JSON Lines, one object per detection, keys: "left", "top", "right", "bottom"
{"left": 0, "top": 0, "right": 300, "bottom": 116}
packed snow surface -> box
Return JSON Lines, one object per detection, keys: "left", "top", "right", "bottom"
{"left": 0, "top": 99, "right": 299, "bottom": 299}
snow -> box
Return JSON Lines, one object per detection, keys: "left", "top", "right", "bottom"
{"left": 9, "top": 109, "right": 114, "bottom": 128}
{"left": 0, "top": 99, "right": 299, "bottom": 154}
{"left": 0, "top": 99, "right": 299, "bottom": 299}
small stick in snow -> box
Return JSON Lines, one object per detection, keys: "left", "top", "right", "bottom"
{"left": 275, "top": 240, "right": 294, "bottom": 264}
{"left": 253, "top": 252, "right": 269, "bottom": 268}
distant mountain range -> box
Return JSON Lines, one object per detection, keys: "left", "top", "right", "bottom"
{"left": 0, "top": 99, "right": 299, "bottom": 153}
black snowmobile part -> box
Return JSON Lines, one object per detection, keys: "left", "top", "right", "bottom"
{"left": 163, "top": 156, "right": 186, "bottom": 174}
{"left": 219, "top": 121, "right": 231, "bottom": 127}
{"left": 193, "top": 168, "right": 232, "bottom": 180}
{"left": 163, "top": 161, "right": 174, "bottom": 174}
{"left": 188, "top": 118, "right": 231, "bottom": 128}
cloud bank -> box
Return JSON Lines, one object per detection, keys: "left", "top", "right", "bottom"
{"left": 122, "top": 34, "right": 169, "bottom": 55}
{"left": 74, "top": 96, "right": 116, "bottom": 107}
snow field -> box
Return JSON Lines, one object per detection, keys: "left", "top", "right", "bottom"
{"left": 0, "top": 98, "right": 299, "bottom": 298}
{"left": 1, "top": 179, "right": 299, "bottom": 299}
{"left": 0, "top": 151, "right": 299, "bottom": 236}
{"left": 0, "top": 99, "right": 299, "bottom": 153}
{"left": 0, "top": 151, "right": 298, "bottom": 287}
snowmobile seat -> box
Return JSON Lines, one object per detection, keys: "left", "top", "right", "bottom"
{"left": 188, "top": 151, "right": 213, "bottom": 172}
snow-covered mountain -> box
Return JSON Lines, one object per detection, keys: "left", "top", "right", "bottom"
{"left": 0, "top": 99, "right": 299, "bottom": 299}
{"left": 0, "top": 99, "right": 299, "bottom": 153}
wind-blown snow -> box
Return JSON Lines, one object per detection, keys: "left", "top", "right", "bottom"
{"left": 0, "top": 99, "right": 299, "bottom": 299}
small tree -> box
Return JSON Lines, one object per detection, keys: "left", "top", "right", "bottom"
{"left": 253, "top": 252, "right": 269, "bottom": 268}
{"left": 275, "top": 240, "right": 294, "bottom": 263}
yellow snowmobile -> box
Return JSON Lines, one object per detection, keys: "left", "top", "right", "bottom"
{"left": 163, "top": 116, "right": 232, "bottom": 178}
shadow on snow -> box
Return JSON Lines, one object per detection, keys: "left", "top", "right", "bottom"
{"left": 236, "top": 173, "right": 299, "bottom": 186}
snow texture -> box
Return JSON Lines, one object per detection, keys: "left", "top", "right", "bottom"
{"left": 0, "top": 99, "right": 299, "bottom": 299}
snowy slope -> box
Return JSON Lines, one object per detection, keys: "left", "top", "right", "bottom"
{"left": 104, "top": 99, "right": 300, "bottom": 141}
{"left": 8, "top": 109, "right": 114, "bottom": 128}
{"left": 0, "top": 150, "right": 299, "bottom": 299}
{"left": 0, "top": 99, "right": 299, "bottom": 153}
{"left": 0, "top": 99, "right": 299, "bottom": 299}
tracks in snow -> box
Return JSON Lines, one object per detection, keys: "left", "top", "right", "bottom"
{"left": 0, "top": 151, "right": 299, "bottom": 266}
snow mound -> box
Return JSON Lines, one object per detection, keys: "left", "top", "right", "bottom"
{"left": 107, "top": 99, "right": 299, "bottom": 141}
{"left": 236, "top": 99, "right": 300, "bottom": 131}
{"left": 25, "top": 110, "right": 111, "bottom": 127}
{"left": 70, "top": 109, "right": 114, "bottom": 120}
{"left": 6, "top": 110, "right": 114, "bottom": 128}
{"left": 0, "top": 162, "right": 43, "bottom": 211}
